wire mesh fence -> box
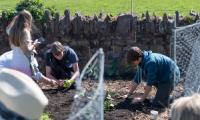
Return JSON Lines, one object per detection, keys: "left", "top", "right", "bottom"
{"left": 68, "top": 48, "right": 104, "bottom": 120}
{"left": 173, "top": 22, "right": 200, "bottom": 95}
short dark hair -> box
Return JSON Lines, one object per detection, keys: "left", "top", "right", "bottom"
{"left": 51, "top": 41, "right": 65, "bottom": 54}
{"left": 127, "top": 46, "right": 143, "bottom": 64}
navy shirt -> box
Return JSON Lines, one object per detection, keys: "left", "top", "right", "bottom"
{"left": 45, "top": 46, "right": 78, "bottom": 79}
{"left": 134, "top": 51, "right": 180, "bottom": 86}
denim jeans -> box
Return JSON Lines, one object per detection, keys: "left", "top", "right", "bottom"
{"left": 153, "top": 80, "right": 173, "bottom": 108}
{"left": 153, "top": 67, "right": 180, "bottom": 108}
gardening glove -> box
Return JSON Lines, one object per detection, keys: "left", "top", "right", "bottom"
{"left": 63, "top": 79, "right": 75, "bottom": 88}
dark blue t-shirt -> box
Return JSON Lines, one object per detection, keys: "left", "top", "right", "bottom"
{"left": 45, "top": 46, "right": 78, "bottom": 79}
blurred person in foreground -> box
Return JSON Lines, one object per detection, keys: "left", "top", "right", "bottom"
{"left": 171, "top": 94, "right": 200, "bottom": 120}
{"left": 0, "top": 68, "right": 48, "bottom": 120}
{"left": 123, "top": 46, "right": 180, "bottom": 111}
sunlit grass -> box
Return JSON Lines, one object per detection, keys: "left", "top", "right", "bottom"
{"left": 0, "top": 0, "right": 200, "bottom": 16}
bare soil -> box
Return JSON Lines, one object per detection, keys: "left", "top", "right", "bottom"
{"left": 42, "top": 80, "right": 183, "bottom": 120}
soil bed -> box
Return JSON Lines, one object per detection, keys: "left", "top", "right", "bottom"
{"left": 42, "top": 80, "right": 183, "bottom": 120}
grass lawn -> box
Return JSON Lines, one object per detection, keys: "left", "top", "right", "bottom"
{"left": 0, "top": 0, "right": 200, "bottom": 16}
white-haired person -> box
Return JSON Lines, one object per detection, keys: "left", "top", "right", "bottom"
{"left": 0, "top": 10, "right": 57, "bottom": 85}
{"left": 0, "top": 68, "right": 48, "bottom": 120}
{"left": 170, "top": 94, "right": 200, "bottom": 120}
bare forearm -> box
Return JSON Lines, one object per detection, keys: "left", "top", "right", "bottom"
{"left": 142, "top": 85, "right": 152, "bottom": 99}
{"left": 46, "top": 73, "right": 57, "bottom": 80}
{"left": 45, "top": 66, "right": 58, "bottom": 80}
{"left": 41, "top": 76, "right": 53, "bottom": 84}
{"left": 71, "top": 63, "right": 80, "bottom": 81}
{"left": 70, "top": 71, "right": 80, "bottom": 80}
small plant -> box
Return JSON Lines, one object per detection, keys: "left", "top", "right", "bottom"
{"left": 104, "top": 93, "right": 114, "bottom": 111}
{"left": 64, "top": 79, "right": 75, "bottom": 88}
{"left": 40, "top": 112, "right": 52, "bottom": 120}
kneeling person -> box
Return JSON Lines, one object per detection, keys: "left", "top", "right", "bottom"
{"left": 124, "top": 46, "right": 180, "bottom": 110}
{"left": 45, "top": 41, "right": 80, "bottom": 89}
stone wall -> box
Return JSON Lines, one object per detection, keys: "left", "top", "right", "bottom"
{"left": 0, "top": 10, "right": 199, "bottom": 78}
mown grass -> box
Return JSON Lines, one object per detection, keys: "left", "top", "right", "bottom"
{"left": 0, "top": 0, "right": 200, "bottom": 16}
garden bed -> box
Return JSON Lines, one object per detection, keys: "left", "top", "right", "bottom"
{"left": 41, "top": 80, "right": 183, "bottom": 120}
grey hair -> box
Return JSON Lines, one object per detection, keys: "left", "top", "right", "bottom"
{"left": 171, "top": 94, "right": 200, "bottom": 120}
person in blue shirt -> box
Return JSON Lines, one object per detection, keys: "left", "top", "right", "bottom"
{"left": 123, "top": 46, "right": 180, "bottom": 110}
{"left": 45, "top": 41, "right": 80, "bottom": 89}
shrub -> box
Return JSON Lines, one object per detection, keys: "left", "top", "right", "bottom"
{"left": 16, "top": 0, "right": 57, "bottom": 22}
{"left": 2, "top": 9, "right": 17, "bottom": 21}
{"left": 183, "top": 16, "right": 196, "bottom": 24}
{"left": 16, "top": 0, "right": 45, "bottom": 22}
{"left": 46, "top": 6, "right": 57, "bottom": 17}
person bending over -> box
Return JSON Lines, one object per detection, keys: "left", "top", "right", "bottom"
{"left": 45, "top": 41, "right": 80, "bottom": 89}
{"left": 123, "top": 46, "right": 180, "bottom": 110}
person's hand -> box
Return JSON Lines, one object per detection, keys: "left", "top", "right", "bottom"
{"left": 121, "top": 94, "right": 129, "bottom": 99}
{"left": 30, "top": 39, "right": 40, "bottom": 54}
{"left": 33, "top": 39, "right": 41, "bottom": 47}
{"left": 50, "top": 79, "right": 58, "bottom": 87}
{"left": 57, "top": 80, "right": 64, "bottom": 87}
{"left": 132, "top": 97, "right": 145, "bottom": 103}
{"left": 118, "top": 94, "right": 129, "bottom": 99}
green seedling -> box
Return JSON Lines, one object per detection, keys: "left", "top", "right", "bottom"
{"left": 104, "top": 93, "right": 115, "bottom": 111}
{"left": 40, "top": 112, "right": 52, "bottom": 120}
{"left": 74, "top": 89, "right": 86, "bottom": 99}
{"left": 104, "top": 99, "right": 114, "bottom": 111}
{"left": 64, "top": 79, "right": 75, "bottom": 88}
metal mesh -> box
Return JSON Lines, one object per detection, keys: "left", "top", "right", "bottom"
{"left": 69, "top": 48, "right": 104, "bottom": 120}
{"left": 174, "top": 22, "right": 200, "bottom": 95}
{"left": 184, "top": 36, "right": 200, "bottom": 95}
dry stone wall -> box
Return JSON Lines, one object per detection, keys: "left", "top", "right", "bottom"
{"left": 0, "top": 10, "right": 199, "bottom": 78}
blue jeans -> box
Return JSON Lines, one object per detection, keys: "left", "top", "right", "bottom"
{"left": 153, "top": 67, "right": 180, "bottom": 108}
